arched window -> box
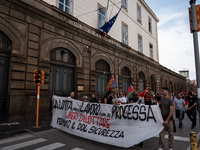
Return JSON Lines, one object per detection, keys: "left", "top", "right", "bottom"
{"left": 161, "top": 78, "right": 162, "bottom": 88}
{"left": 170, "top": 81, "right": 173, "bottom": 93}
{"left": 95, "top": 60, "right": 110, "bottom": 98}
{"left": 174, "top": 82, "right": 176, "bottom": 91}
{"left": 150, "top": 75, "right": 156, "bottom": 93}
{"left": 177, "top": 83, "right": 179, "bottom": 92}
{"left": 139, "top": 72, "right": 145, "bottom": 93}
{"left": 0, "top": 31, "right": 12, "bottom": 53}
{"left": 50, "top": 48, "right": 75, "bottom": 65}
{"left": 122, "top": 67, "right": 131, "bottom": 94}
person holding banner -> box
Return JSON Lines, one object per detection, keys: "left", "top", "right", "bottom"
{"left": 91, "top": 94, "right": 98, "bottom": 103}
{"left": 118, "top": 92, "right": 126, "bottom": 104}
{"left": 103, "top": 97, "right": 108, "bottom": 104}
{"left": 113, "top": 99, "right": 121, "bottom": 106}
{"left": 97, "top": 97, "right": 101, "bottom": 103}
{"left": 83, "top": 96, "right": 88, "bottom": 102}
{"left": 69, "top": 92, "right": 76, "bottom": 99}
{"left": 107, "top": 93, "right": 113, "bottom": 104}
{"left": 158, "top": 87, "right": 174, "bottom": 150}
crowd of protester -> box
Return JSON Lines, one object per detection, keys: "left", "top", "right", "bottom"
{"left": 69, "top": 90, "right": 198, "bottom": 129}
{"left": 66, "top": 89, "right": 198, "bottom": 149}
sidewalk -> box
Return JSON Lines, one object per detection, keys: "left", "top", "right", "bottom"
{"left": 0, "top": 117, "right": 52, "bottom": 140}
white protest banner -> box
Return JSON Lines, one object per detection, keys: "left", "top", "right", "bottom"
{"left": 51, "top": 96, "right": 164, "bottom": 148}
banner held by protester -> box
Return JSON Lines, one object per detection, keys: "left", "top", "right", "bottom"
{"left": 51, "top": 96, "right": 164, "bottom": 148}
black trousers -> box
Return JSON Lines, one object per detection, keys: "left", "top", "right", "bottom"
{"left": 187, "top": 108, "right": 196, "bottom": 126}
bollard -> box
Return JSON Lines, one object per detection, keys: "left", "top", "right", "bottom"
{"left": 190, "top": 132, "right": 198, "bottom": 150}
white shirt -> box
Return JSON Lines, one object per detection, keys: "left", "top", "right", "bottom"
{"left": 118, "top": 96, "right": 126, "bottom": 103}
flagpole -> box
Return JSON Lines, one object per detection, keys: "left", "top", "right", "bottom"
{"left": 116, "top": 75, "right": 119, "bottom": 97}
{"left": 109, "top": 0, "right": 116, "bottom": 20}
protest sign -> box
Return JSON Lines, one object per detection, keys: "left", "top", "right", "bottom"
{"left": 51, "top": 96, "right": 164, "bottom": 148}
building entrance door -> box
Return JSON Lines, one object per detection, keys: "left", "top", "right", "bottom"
{"left": 95, "top": 60, "right": 110, "bottom": 99}
{"left": 0, "top": 31, "right": 11, "bottom": 122}
{"left": 0, "top": 56, "right": 9, "bottom": 122}
{"left": 49, "top": 48, "right": 75, "bottom": 114}
{"left": 49, "top": 66, "right": 74, "bottom": 97}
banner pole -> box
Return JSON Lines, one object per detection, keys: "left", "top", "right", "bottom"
{"left": 117, "top": 75, "right": 119, "bottom": 97}
{"left": 36, "top": 85, "right": 40, "bottom": 127}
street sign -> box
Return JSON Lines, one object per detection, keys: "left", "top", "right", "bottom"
{"left": 189, "top": 5, "right": 200, "bottom": 33}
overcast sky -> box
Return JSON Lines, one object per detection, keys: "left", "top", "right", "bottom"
{"left": 145, "top": 0, "right": 198, "bottom": 80}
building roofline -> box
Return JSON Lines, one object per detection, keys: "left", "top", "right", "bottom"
{"left": 140, "top": 0, "right": 159, "bottom": 22}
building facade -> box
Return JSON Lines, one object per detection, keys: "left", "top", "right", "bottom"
{"left": 43, "top": 0, "right": 159, "bottom": 62}
{"left": 0, "top": 0, "right": 186, "bottom": 122}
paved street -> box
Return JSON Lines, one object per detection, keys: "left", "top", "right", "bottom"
{"left": 0, "top": 114, "right": 199, "bottom": 150}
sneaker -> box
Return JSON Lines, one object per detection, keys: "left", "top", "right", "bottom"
{"left": 158, "top": 147, "right": 164, "bottom": 150}
{"left": 169, "top": 148, "right": 173, "bottom": 150}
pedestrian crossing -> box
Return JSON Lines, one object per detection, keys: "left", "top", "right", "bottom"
{"left": 1, "top": 138, "right": 47, "bottom": 150}
{"left": 0, "top": 134, "right": 83, "bottom": 150}
{"left": 33, "top": 142, "right": 65, "bottom": 150}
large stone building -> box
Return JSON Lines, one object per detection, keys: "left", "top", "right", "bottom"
{"left": 0, "top": 0, "right": 186, "bottom": 122}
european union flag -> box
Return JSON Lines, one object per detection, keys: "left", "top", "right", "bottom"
{"left": 100, "top": 6, "right": 122, "bottom": 34}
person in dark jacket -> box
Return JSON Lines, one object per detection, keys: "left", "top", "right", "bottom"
{"left": 186, "top": 92, "right": 197, "bottom": 129}
{"left": 91, "top": 94, "right": 98, "bottom": 103}
{"left": 107, "top": 93, "right": 113, "bottom": 104}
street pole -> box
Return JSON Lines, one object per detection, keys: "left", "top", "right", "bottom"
{"left": 36, "top": 85, "right": 40, "bottom": 127}
{"left": 190, "top": 0, "right": 200, "bottom": 129}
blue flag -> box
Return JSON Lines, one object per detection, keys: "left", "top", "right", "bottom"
{"left": 100, "top": 6, "right": 122, "bottom": 34}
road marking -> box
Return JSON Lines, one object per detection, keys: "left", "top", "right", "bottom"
{"left": 33, "top": 142, "right": 65, "bottom": 150}
{"left": 0, "top": 134, "right": 34, "bottom": 145}
{"left": 72, "top": 148, "right": 85, "bottom": 150}
{"left": 0, "top": 122, "right": 20, "bottom": 126}
{"left": 174, "top": 135, "right": 190, "bottom": 142}
{"left": 155, "top": 135, "right": 190, "bottom": 142}
{"left": 1, "top": 138, "right": 47, "bottom": 150}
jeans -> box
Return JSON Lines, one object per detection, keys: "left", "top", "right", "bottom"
{"left": 178, "top": 110, "right": 183, "bottom": 125}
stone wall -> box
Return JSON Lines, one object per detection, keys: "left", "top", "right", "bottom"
{"left": 0, "top": 0, "right": 186, "bottom": 122}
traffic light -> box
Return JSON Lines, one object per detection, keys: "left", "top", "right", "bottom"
{"left": 41, "top": 71, "right": 48, "bottom": 85}
{"left": 34, "top": 70, "right": 41, "bottom": 85}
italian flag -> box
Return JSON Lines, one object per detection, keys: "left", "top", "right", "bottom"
{"left": 126, "top": 85, "right": 135, "bottom": 101}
